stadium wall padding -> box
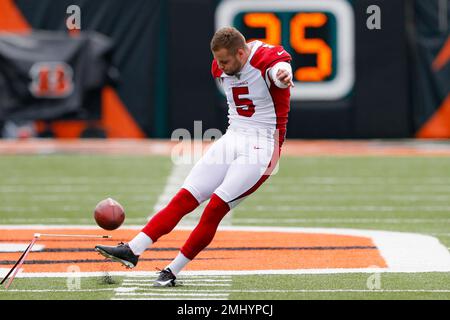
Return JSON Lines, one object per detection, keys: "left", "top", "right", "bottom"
{"left": 409, "top": 0, "right": 450, "bottom": 138}
{"left": 0, "top": 0, "right": 447, "bottom": 138}
{"left": 167, "top": 0, "right": 412, "bottom": 139}
{"left": 12, "top": 0, "right": 163, "bottom": 138}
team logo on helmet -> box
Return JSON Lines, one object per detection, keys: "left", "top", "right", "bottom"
{"left": 29, "top": 62, "right": 74, "bottom": 98}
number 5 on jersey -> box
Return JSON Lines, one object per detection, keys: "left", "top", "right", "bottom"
{"left": 232, "top": 87, "right": 255, "bottom": 117}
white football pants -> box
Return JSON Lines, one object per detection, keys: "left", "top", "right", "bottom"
{"left": 182, "top": 128, "right": 280, "bottom": 208}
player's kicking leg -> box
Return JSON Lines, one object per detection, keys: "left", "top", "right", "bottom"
{"left": 95, "top": 187, "right": 200, "bottom": 268}
{"left": 95, "top": 134, "right": 232, "bottom": 273}
{"left": 154, "top": 130, "right": 280, "bottom": 286}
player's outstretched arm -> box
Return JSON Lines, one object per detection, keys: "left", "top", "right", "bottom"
{"left": 270, "top": 62, "right": 294, "bottom": 88}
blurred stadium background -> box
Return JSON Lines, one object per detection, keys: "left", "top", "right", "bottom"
{"left": 0, "top": 0, "right": 449, "bottom": 301}
{"left": 0, "top": 0, "right": 448, "bottom": 139}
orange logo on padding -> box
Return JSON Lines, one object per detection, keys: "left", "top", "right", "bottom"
{"left": 29, "top": 62, "right": 74, "bottom": 98}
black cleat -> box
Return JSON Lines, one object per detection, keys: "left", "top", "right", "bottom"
{"left": 95, "top": 242, "right": 139, "bottom": 269}
{"left": 154, "top": 268, "right": 177, "bottom": 287}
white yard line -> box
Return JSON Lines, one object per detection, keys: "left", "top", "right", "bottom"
{"left": 0, "top": 244, "right": 44, "bottom": 252}
{"left": 113, "top": 275, "right": 233, "bottom": 300}
{"left": 111, "top": 298, "right": 225, "bottom": 300}
{"left": 123, "top": 278, "right": 232, "bottom": 282}
{"left": 114, "top": 289, "right": 450, "bottom": 295}
{"left": 257, "top": 194, "right": 450, "bottom": 201}
{"left": 0, "top": 288, "right": 114, "bottom": 293}
{"left": 121, "top": 283, "right": 232, "bottom": 287}
{"left": 239, "top": 205, "right": 450, "bottom": 212}
{"left": 115, "top": 293, "right": 229, "bottom": 297}
{"left": 231, "top": 218, "right": 450, "bottom": 224}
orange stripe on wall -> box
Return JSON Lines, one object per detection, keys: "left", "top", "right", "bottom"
{"left": 101, "top": 86, "right": 146, "bottom": 138}
{"left": 0, "top": 2, "right": 146, "bottom": 139}
{"left": 36, "top": 87, "right": 146, "bottom": 139}
{"left": 416, "top": 38, "right": 450, "bottom": 139}
{"left": 416, "top": 94, "right": 450, "bottom": 138}
{"left": 432, "top": 36, "right": 450, "bottom": 71}
{"left": 0, "top": 0, "right": 31, "bottom": 32}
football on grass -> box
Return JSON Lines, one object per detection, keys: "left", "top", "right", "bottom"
{"left": 94, "top": 198, "right": 125, "bottom": 230}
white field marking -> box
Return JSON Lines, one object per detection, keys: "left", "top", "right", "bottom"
{"left": 231, "top": 218, "right": 450, "bottom": 224}
{"left": 257, "top": 194, "right": 450, "bottom": 202}
{"left": 261, "top": 187, "right": 450, "bottom": 193}
{"left": 271, "top": 177, "right": 450, "bottom": 184}
{"left": 0, "top": 182, "right": 162, "bottom": 187}
{"left": 114, "top": 276, "right": 233, "bottom": 300}
{"left": 0, "top": 221, "right": 447, "bottom": 229}
{"left": 0, "top": 206, "right": 162, "bottom": 213}
{"left": 150, "top": 162, "right": 233, "bottom": 226}
{"left": 24, "top": 195, "right": 154, "bottom": 202}
{"left": 238, "top": 205, "right": 450, "bottom": 212}
{"left": 0, "top": 218, "right": 148, "bottom": 224}
{"left": 0, "top": 289, "right": 115, "bottom": 293}
{"left": 4, "top": 268, "right": 450, "bottom": 278}
{"left": 122, "top": 283, "right": 232, "bottom": 287}
{"left": 115, "top": 289, "right": 450, "bottom": 294}
{"left": 111, "top": 297, "right": 224, "bottom": 301}
{"left": 123, "top": 279, "right": 232, "bottom": 283}
{"left": 4, "top": 176, "right": 450, "bottom": 184}
{"left": 114, "top": 287, "right": 137, "bottom": 293}
{"left": 0, "top": 216, "right": 448, "bottom": 225}
{"left": 0, "top": 243, "right": 45, "bottom": 252}
{"left": 115, "top": 293, "right": 229, "bottom": 297}
{"left": 1, "top": 225, "right": 450, "bottom": 275}
{"left": 0, "top": 187, "right": 162, "bottom": 193}
{"left": 111, "top": 298, "right": 225, "bottom": 300}
{"left": 3, "top": 205, "right": 450, "bottom": 214}
{"left": 0, "top": 268, "right": 15, "bottom": 277}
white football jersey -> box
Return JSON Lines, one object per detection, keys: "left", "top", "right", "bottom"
{"left": 212, "top": 41, "right": 292, "bottom": 144}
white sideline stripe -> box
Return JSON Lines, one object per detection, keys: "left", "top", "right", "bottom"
{"left": 114, "top": 287, "right": 137, "bottom": 293}
{"left": 114, "top": 289, "right": 450, "bottom": 295}
{"left": 232, "top": 218, "right": 450, "bottom": 224}
{"left": 1, "top": 217, "right": 449, "bottom": 229}
{"left": 2, "top": 268, "right": 450, "bottom": 279}
{"left": 125, "top": 275, "right": 233, "bottom": 278}
{"left": 4, "top": 205, "right": 450, "bottom": 213}
{"left": 112, "top": 298, "right": 227, "bottom": 301}
{"left": 0, "top": 243, "right": 45, "bottom": 252}
{"left": 115, "top": 293, "right": 229, "bottom": 297}
{"left": 1, "top": 226, "right": 449, "bottom": 275}
{"left": 121, "top": 283, "right": 232, "bottom": 287}
{"left": 149, "top": 163, "right": 233, "bottom": 226}
{"left": 123, "top": 279, "right": 232, "bottom": 283}
{"left": 1, "top": 289, "right": 115, "bottom": 293}
{"left": 112, "top": 298, "right": 225, "bottom": 300}
{"left": 239, "top": 205, "right": 450, "bottom": 212}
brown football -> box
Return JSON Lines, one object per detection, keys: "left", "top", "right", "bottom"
{"left": 94, "top": 198, "right": 125, "bottom": 230}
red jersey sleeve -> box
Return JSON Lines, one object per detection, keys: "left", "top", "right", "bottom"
{"left": 211, "top": 59, "right": 223, "bottom": 78}
{"left": 250, "top": 44, "right": 292, "bottom": 75}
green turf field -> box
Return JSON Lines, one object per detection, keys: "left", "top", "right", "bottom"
{"left": 0, "top": 154, "right": 449, "bottom": 299}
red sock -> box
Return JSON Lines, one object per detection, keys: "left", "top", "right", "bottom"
{"left": 142, "top": 188, "right": 199, "bottom": 242}
{"left": 181, "top": 194, "right": 230, "bottom": 260}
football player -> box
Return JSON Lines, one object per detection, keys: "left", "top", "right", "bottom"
{"left": 95, "top": 27, "right": 293, "bottom": 286}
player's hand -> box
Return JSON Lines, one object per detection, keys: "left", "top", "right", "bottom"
{"left": 276, "top": 69, "right": 295, "bottom": 88}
